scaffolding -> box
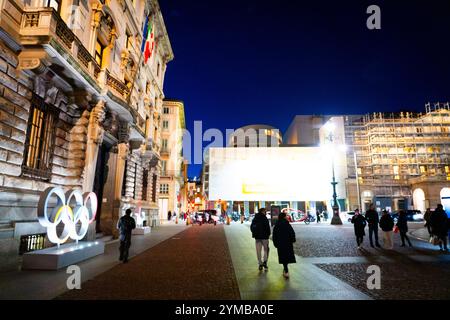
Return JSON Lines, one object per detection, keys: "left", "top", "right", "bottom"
{"left": 344, "top": 103, "right": 450, "bottom": 209}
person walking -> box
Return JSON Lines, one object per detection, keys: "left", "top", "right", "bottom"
{"left": 379, "top": 209, "right": 394, "bottom": 249}
{"left": 430, "top": 204, "right": 448, "bottom": 252}
{"left": 168, "top": 210, "right": 172, "bottom": 221}
{"left": 117, "top": 208, "right": 136, "bottom": 263}
{"left": 272, "top": 212, "right": 296, "bottom": 278}
{"left": 250, "top": 208, "right": 271, "bottom": 271}
{"left": 424, "top": 208, "right": 432, "bottom": 236}
{"left": 316, "top": 210, "right": 321, "bottom": 223}
{"left": 365, "top": 204, "right": 381, "bottom": 248}
{"left": 240, "top": 210, "right": 245, "bottom": 224}
{"left": 396, "top": 210, "right": 412, "bottom": 247}
{"left": 351, "top": 209, "right": 367, "bottom": 250}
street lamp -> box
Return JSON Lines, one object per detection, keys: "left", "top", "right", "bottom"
{"left": 324, "top": 123, "right": 343, "bottom": 225}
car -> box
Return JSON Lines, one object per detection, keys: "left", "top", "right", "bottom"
{"left": 391, "top": 210, "right": 423, "bottom": 222}
{"left": 342, "top": 211, "right": 356, "bottom": 222}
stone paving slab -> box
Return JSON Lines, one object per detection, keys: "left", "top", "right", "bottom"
{"left": 58, "top": 224, "right": 241, "bottom": 300}
{"left": 224, "top": 223, "right": 371, "bottom": 300}
{"left": 0, "top": 224, "right": 187, "bottom": 300}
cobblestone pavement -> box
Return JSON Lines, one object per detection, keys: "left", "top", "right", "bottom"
{"left": 292, "top": 223, "right": 450, "bottom": 299}
{"left": 59, "top": 224, "right": 240, "bottom": 300}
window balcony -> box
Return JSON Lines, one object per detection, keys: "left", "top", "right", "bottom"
{"left": 2, "top": 3, "right": 132, "bottom": 108}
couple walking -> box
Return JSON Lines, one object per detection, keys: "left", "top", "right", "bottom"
{"left": 251, "top": 208, "right": 296, "bottom": 278}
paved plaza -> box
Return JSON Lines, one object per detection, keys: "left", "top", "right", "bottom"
{"left": 0, "top": 221, "right": 449, "bottom": 300}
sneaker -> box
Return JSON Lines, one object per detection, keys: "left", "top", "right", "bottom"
{"left": 283, "top": 272, "right": 289, "bottom": 278}
{"left": 259, "top": 264, "right": 263, "bottom": 271}
{"left": 263, "top": 261, "right": 268, "bottom": 270}
{"left": 357, "top": 246, "right": 362, "bottom": 250}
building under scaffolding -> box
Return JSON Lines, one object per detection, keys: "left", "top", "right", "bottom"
{"left": 343, "top": 103, "right": 450, "bottom": 212}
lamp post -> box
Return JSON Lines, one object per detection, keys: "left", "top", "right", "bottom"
{"left": 325, "top": 124, "right": 343, "bottom": 225}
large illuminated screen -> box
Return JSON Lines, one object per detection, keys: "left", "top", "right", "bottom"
{"left": 208, "top": 147, "right": 335, "bottom": 201}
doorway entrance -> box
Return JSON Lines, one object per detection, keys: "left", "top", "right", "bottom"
{"left": 93, "top": 142, "right": 112, "bottom": 233}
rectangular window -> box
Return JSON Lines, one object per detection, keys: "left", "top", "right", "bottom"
{"left": 126, "top": 32, "right": 133, "bottom": 50}
{"left": 161, "top": 160, "right": 167, "bottom": 175}
{"left": 95, "top": 40, "right": 105, "bottom": 66}
{"left": 157, "top": 62, "right": 160, "bottom": 77}
{"left": 22, "top": 94, "right": 59, "bottom": 181}
{"left": 162, "top": 139, "right": 168, "bottom": 150}
{"left": 162, "top": 120, "right": 169, "bottom": 130}
{"left": 160, "top": 183, "right": 169, "bottom": 194}
{"left": 420, "top": 165, "right": 426, "bottom": 174}
{"left": 47, "top": 0, "right": 61, "bottom": 13}
{"left": 142, "top": 169, "right": 148, "bottom": 201}
{"left": 163, "top": 107, "right": 170, "bottom": 114}
{"left": 151, "top": 174, "right": 157, "bottom": 202}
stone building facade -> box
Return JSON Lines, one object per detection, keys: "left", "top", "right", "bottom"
{"left": 339, "top": 104, "right": 450, "bottom": 213}
{"left": 158, "top": 98, "right": 185, "bottom": 221}
{"left": 0, "top": 0, "right": 173, "bottom": 270}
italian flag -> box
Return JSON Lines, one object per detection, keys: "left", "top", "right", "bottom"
{"left": 141, "top": 15, "right": 155, "bottom": 64}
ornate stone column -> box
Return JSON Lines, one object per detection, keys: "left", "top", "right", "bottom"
{"left": 82, "top": 99, "right": 106, "bottom": 193}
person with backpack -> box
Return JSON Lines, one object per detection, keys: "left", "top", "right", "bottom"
{"left": 272, "top": 212, "right": 296, "bottom": 279}
{"left": 379, "top": 209, "right": 394, "bottom": 249}
{"left": 351, "top": 209, "right": 367, "bottom": 250}
{"left": 117, "top": 208, "right": 136, "bottom": 263}
{"left": 251, "top": 208, "right": 271, "bottom": 271}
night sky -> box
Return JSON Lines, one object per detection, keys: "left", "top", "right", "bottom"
{"left": 159, "top": 0, "right": 450, "bottom": 177}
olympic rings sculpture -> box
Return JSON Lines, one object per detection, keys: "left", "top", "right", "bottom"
{"left": 37, "top": 187, "right": 98, "bottom": 245}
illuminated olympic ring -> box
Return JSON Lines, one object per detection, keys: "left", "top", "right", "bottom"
{"left": 37, "top": 187, "right": 98, "bottom": 245}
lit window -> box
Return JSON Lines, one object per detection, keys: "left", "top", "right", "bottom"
{"left": 126, "top": 32, "right": 133, "bottom": 50}
{"left": 393, "top": 166, "right": 399, "bottom": 175}
{"left": 394, "top": 175, "right": 400, "bottom": 180}
{"left": 22, "top": 94, "right": 59, "bottom": 180}
{"left": 420, "top": 166, "right": 426, "bottom": 174}
{"left": 445, "top": 166, "right": 449, "bottom": 174}
{"left": 95, "top": 40, "right": 105, "bottom": 66}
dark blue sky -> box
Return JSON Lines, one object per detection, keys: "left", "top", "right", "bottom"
{"left": 159, "top": 0, "right": 450, "bottom": 177}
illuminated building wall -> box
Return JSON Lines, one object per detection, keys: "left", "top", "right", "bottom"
{"left": 341, "top": 103, "right": 450, "bottom": 212}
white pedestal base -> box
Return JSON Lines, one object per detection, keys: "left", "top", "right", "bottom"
{"left": 22, "top": 241, "right": 105, "bottom": 270}
{"left": 132, "top": 226, "right": 151, "bottom": 235}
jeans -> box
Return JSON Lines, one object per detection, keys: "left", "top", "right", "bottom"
{"left": 255, "top": 239, "right": 269, "bottom": 264}
{"left": 438, "top": 235, "right": 448, "bottom": 249}
{"left": 400, "top": 231, "right": 412, "bottom": 246}
{"left": 368, "top": 225, "right": 380, "bottom": 246}
{"left": 119, "top": 240, "right": 131, "bottom": 261}
{"left": 356, "top": 236, "right": 364, "bottom": 246}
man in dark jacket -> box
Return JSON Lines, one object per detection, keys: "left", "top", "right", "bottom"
{"left": 365, "top": 204, "right": 381, "bottom": 248}
{"left": 117, "top": 208, "right": 136, "bottom": 263}
{"left": 379, "top": 210, "right": 394, "bottom": 249}
{"left": 351, "top": 209, "right": 367, "bottom": 249}
{"left": 430, "top": 204, "right": 448, "bottom": 252}
{"left": 251, "top": 208, "right": 271, "bottom": 270}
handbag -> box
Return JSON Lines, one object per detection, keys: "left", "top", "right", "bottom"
{"left": 430, "top": 236, "right": 440, "bottom": 246}
{"left": 393, "top": 225, "right": 399, "bottom": 234}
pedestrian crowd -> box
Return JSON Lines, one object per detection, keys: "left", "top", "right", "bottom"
{"left": 351, "top": 203, "right": 449, "bottom": 252}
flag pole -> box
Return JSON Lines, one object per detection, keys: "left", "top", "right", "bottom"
{"left": 126, "top": 14, "right": 150, "bottom": 109}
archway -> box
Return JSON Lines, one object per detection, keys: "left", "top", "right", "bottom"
{"left": 412, "top": 188, "right": 426, "bottom": 213}
{"left": 440, "top": 187, "right": 450, "bottom": 217}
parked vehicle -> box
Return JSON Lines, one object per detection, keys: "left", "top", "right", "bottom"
{"left": 342, "top": 211, "right": 356, "bottom": 222}
{"left": 391, "top": 210, "right": 423, "bottom": 222}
